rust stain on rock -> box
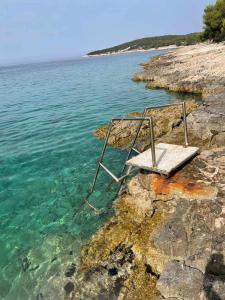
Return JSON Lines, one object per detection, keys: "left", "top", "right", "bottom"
{"left": 150, "top": 173, "right": 217, "bottom": 201}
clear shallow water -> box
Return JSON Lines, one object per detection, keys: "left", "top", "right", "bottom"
{"left": 0, "top": 51, "right": 193, "bottom": 298}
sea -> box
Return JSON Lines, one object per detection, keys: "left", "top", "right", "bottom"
{"left": 0, "top": 50, "right": 194, "bottom": 299}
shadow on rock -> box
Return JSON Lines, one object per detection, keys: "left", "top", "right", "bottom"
{"left": 203, "top": 253, "right": 225, "bottom": 300}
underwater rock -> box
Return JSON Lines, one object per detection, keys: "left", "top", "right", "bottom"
{"left": 64, "top": 281, "right": 74, "bottom": 294}
{"left": 65, "top": 263, "right": 76, "bottom": 277}
{"left": 21, "top": 257, "right": 31, "bottom": 272}
{"left": 36, "top": 292, "right": 44, "bottom": 299}
{"left": 6, "top": 233, "right": 82, "bottom": 300}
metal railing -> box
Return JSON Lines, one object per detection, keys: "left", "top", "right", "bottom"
{"left": 144, "top": 101, "right": 188, "bottom": 147}
{"left": 89, "top": 101, "right": 188, "bottom": 197}
{"left": 90, "top": 116, "right": 155, "bottom": 194}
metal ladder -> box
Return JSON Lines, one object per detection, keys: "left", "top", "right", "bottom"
{"left": 88, "top": 102, "right": 188, "bottom": 198}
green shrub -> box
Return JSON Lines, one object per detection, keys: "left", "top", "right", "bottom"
{"left": 202, "top": 0, "right": 225, "bottom": 42}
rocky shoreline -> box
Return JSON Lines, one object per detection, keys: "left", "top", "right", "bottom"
{"left": 23, "top": 43, "right": 225, "bottom": 299}
{"left": 132, "top": 43, "right": 225, "bottom": 148}
{"left": 95, "top": 43, "right": 225, "bottom": 150}
{"left": 71, "top": 43, "right": 225, "bottom": 300}
{"left": 76, "top": 148, "right": 225, "bottom": 299}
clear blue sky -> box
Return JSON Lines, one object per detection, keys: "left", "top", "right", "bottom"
{"left": 0, "top": 0, "right": 215, "bottom": 65}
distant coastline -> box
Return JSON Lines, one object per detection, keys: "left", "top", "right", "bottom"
{"left": 86, "top": 33, "right": 201, "bottom": 57}
{"left": 85, "top": 45, "right": 178, "bottom": 57}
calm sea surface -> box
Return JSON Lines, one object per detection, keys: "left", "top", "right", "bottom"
{"left": 0, "top": 51, "right": 193, "bottom": 298}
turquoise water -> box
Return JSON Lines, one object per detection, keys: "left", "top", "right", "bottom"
{"left": 0, "top": 51, "right": 191, "bottom": 298}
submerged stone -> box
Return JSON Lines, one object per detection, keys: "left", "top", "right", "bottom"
{"left": 65, "top": 263, "right": 76, "bottom": 277}
{"left": 64, "top": 281, "right": 74, "bottom": 294}
{"left": 108, "top": 267, "right": 118, "bottom": 276}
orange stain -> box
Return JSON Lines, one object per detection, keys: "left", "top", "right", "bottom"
{"left": 151, "top": 173, "right": 210, "bottom": 199}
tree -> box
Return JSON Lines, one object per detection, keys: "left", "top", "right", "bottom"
{"left": 202, "top": 0, "right": 225, "bottom": 42}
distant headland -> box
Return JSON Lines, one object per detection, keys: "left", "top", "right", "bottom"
{"left": 87, "top": 32, "right": 201, "bottom": 56}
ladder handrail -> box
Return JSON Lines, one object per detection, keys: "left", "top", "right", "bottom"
{"left": 144, "top": 101, "right": 188, "bottom": 147}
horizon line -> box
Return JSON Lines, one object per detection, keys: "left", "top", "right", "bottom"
{"left": 0, "top": 55, "right": 87, "bottom": 69}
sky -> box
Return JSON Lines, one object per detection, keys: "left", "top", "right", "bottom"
{"left": 0, "top": 0, "right": 215, "bottom": 66}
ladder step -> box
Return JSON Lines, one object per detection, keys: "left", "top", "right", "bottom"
{"left": 99, "top": 163, "right": 137, "bottom": 183}
{"left": 131, "top": 147, "right": 140, "bottom": 154}
{"left": 118, "top": 168, "right": 136, "bottom": 181}
{"left": 99, "top": 163, "right": 119, "bottom": 182}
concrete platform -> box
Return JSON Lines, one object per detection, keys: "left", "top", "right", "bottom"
{"left": 126, "top": 143, "right": 199, "bottom": 176}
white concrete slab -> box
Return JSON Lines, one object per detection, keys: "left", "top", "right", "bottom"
{"left": 126, "top": 143, "right": 199, "bottom": 176}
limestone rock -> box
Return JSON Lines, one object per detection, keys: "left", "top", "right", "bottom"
{"left": 153, "top": 217, "right": 188, "bottom": 258}
{"left": 133, "top": 43, "right": 225, "bottom": 98}
{"left": 156, "top": 261, "right": 203, "bottom": 300}
{"left": 74, "top": 147, "right": 225, "bottom": 299}
{"left": 132, "top": 43, "right": 225, "bottom": 146}
{"left": 79, "top": 43, "right": 225, "bottom": 299}
{"left": 212, "top": 132, "right": 225, "bottom": 147}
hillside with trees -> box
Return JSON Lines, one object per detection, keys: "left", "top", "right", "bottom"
{"left": 88, "top": 0, "right": 225, "bottom": 56}
{"left": 87, "top": 33, "right": 201, "bottom": 56}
